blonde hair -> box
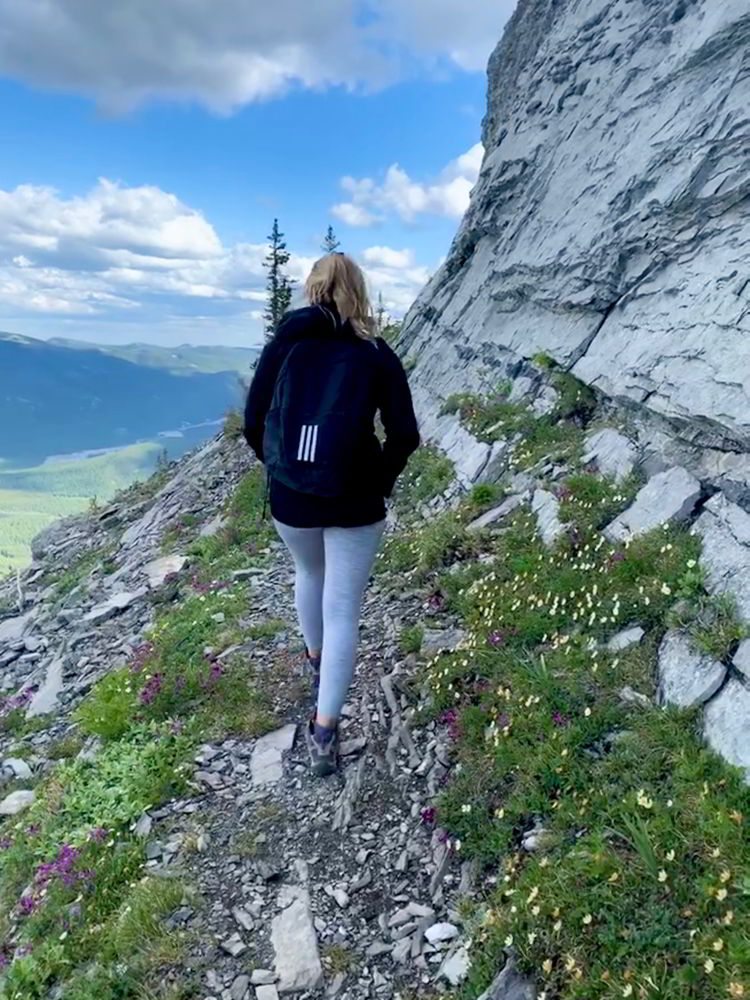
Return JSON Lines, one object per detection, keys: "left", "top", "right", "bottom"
{"left": 305, "top": 253, "right": 375, "bottom": 340}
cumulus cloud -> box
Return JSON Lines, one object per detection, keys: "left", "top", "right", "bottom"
{"left": 333, "top": 142, "right": 484, "bottom": 226}
{"left": 0, "top": 0, "right": 514, "bottom": 112}
{"left": 0, "top": 178, "right": 427, "bottom": 339}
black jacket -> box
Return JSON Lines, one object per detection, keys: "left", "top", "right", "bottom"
{"left": 243, "top": 304, "right": 420, "bottom": 528}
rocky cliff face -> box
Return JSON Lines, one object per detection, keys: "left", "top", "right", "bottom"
{"left": 402, "top": 0, "right": 750, "bottom": 491}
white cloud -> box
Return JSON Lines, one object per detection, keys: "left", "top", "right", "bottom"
{"left": 332, "top": 142, "right": 484, "bottom": 227}
{"left": 0, "top": 1, "right": 516, "bottom": 112}
{"left": 0, "top": 179, "right": 428, "bottom": 341}
{"left": 362, "top": 246, "right": 415, "bottom": 269}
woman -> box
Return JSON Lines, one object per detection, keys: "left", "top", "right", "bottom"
{"left": 244, "top": 253, "right": 419, "bottom": 776}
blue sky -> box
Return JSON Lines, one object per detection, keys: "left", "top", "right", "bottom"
{"left": 0, "top": 1, "right": 516, "bottom": 348}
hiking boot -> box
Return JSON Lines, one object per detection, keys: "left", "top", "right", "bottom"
{"left": 305, "top": 720, "right": 338, "bottom": 777}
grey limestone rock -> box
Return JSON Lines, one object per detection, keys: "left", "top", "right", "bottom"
{"left": 604, "top": 468, "right": 700, "bottom": 542}
{"left": 658, "top": 631, "right": 726, "bottom": 710}
{"left": 400, "top": 0, "right": 750, "bottom": 492}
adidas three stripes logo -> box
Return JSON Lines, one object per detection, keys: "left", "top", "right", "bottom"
{"left": 297, "top": 425, "right": 319, "bottom": 462}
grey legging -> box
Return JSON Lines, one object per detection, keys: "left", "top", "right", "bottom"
{"left": 274, "top": 519, "right": 386, "bottom": 719}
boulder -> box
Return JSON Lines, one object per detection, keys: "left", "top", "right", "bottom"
{"left": 703, "top": 679, "right": 750, "bottom": 785}
{"left": 143, "top": 554, "right": 187, "bottom": 589}
{"left": 0, "top": 789, "right": 35, "bottom": 816}
{"left": 582, "top": 428, "right": 637, "bottom": 484}
{"left": 531, "top": 489, "right": 565, "bottom": 547}
{"left": 604, "top": 468, "right": 700, "bottom": 542}
{"left": 271, "top": 887, "right": 323, "bottom": 993}
{"left": 693, "top": 494, "right": 750, "bottom": 622}
{"left": 607, "top": 626, "right": 645, "bottom": 653}
{"left": 657, "top": 631, "right": 726, "bottom": 709}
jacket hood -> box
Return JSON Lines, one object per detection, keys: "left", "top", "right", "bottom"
{"left": 276, "top": 303, "right": 355, "bottom": 343}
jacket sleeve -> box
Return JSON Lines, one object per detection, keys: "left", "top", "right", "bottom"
{"left": 243, "top": 335, "right": 288, "bottom": 462}
{"left": 378, "top": 342, "right": 420, "bottom": 497}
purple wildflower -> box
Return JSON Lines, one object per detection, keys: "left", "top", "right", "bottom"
{"left": 89, "top": 828, "right": 108, "bottom": 843}
{"left": 439, "top": 708, "right": 460, "bottom": 740}
{"left": 552, "top": 711, "right": 569, "bottom": 728}
{"left": 0, "top": 837, "right": 12, "bottom": 850}
{"left": 139, "top": 673, "right": 164, "bottom": 706}
{"left": 421, "top": 807, "right": 437, "bottom": 826}
{"left": 19, "top": 896, "right": 38, "bottom": 916}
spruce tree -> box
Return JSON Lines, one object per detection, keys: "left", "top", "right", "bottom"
{"left": 322, "top": 225, "right": 341, "bottom": 254}
{"left": 263, "top": 219, "right": 293, "bottom": 338}
{"left": 376, "top": 292, "right": 386, "bottom": 334}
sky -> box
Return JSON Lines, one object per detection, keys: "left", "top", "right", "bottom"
{"left": 0, "top": 1, "right": 517, "bottom": 349}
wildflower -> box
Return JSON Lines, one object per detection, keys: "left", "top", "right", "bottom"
{"left": 421, "top": 807, "right": 436, "bottom": 826}
{"left": 636, "top": 789, "right": 654, "bottom": 810}
{"left": 461, "top": 804, "right": 472, "bottom": 814}
{"left": 723, "top": 911, "right": 734, "bottom": 925}
{"left": 705, "top": 959, "right": 715, "bottom": 974}
{"left": 716, "top": 888, "right": 728, "bottom": 902}
{"left": 720, "top": 869, "right": 731, "bottom": 883}
{"left": 527, "top": 932, "right": 537, "bottom": 945}
{"left": 658, "top": 870, "right": 668, "bottom": 883}
{"left": 623, "top": 986, "right": 633, "bottom": 997}
{"left": 553, "top": 920, "right": 562, "bottom": 933}
{"left": 712, "top": 939, "right": 724, "bottom": 952}
{"left": 582, "top": 913, "right": 593, "bottom": 925}
{"left": 504, "top": 935, "right": 513, "bottom": 947}
{"left": 728, "top": 983, "right": 745, "bottom": 997}
{"left": 666, "top": 849, "right": 675, "bottom": 862}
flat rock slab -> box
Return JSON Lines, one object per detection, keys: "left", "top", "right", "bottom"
{"left": 658, "top": 631, "right": 726, "bottom": 709}
{"left": 27, "top": 657, "right": 64, "bottom": 718}
{"left": 693, "top": 493, "right": 750, "bottom": 622}
{"left": 83, "top": 589, "right": 147, "bottom": 624}
{"left": 251, "top": 725, "right": 297, "bottom": 787}
{"left": 733, "top": 640, "right": 750, "bottom": 679}
{"left": 583, "top": 427, "right": 637, "bottom": 483}
{"left": 704, "top": 678, "right": 750, "bottom": 784}
{"left": 531, "top": 489, "right": 565, "bottom": 547}
{"left": 607, "top": 626, "right": 645, "bottom": 652}
{"left": 439, "top": 945, "right": 470, "bottom": 986}
{"left": 605, "top": 467, "right": 701, "bottom": 542}
{"left": 476, "top": 954, "right": 536, "bottom": 1000}
{"left": 0, "top": 789, "right": 36, "bottom": 816}
{"left": 271, "top": 887, "right": 323, "bottom": 993}
{"left": 468, "top": 493, "right": 527, "bottom": 532}
{"left": 143, "top": 554, "right": 187, "bottom": 588}
{"left": 0, "top": 612, "right": 35, "bottom": 646}
{"left": 422, "top": 628, "right": 468, "bottom": 657}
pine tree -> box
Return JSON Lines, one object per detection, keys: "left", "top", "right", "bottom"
{"left": 376, "top": 292, "right": 386, "bottom": 334}
{"left": 322, "top": 225, "right": 341, "bottom": 254}
{"left": 264, "top": 219, "right": 293, "bottom": 338}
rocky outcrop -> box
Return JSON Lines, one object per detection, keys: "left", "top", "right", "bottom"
{"left": 401, "top": 0, "right": 750, "bottom": 490}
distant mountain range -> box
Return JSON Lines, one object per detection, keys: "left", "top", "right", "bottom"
{"left": 0, "top": 332, "right": 257, "bottom": 467}
{"left": 45, "top": 337, "right": 259, "bottom": 376}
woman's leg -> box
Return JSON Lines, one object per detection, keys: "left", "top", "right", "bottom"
{"left": 317, "top": 521, "right": 386, "bottom": 725}
{"left": 273, "top": 520, "right": 325, "bottom": 658}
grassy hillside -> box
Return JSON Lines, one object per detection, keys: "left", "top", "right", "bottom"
{"left": 0, "top": 444, "right": 162, "bottom": 576}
